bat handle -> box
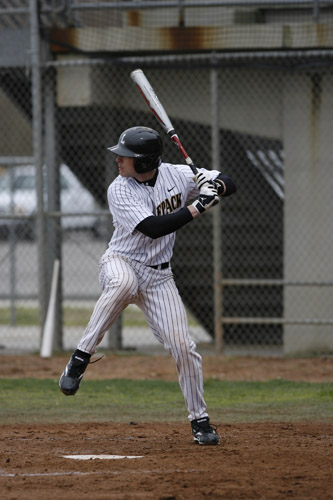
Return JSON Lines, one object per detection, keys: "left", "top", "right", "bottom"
{"left": 168, "top": 132, "right": 198, "bottom": 174}
{"left": 185, "top": 158, "right": 198, "bottom": 175}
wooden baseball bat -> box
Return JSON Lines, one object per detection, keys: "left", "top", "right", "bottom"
{"left": 130, "top": 68, "right": 198, "bottom": 175}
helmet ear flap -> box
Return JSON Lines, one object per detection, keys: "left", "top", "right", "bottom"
{"left": 133, "top": 157, "right": 147, "bottom": 173}
{"left": 134, "top": 156, "right": 161, "bottom": 174}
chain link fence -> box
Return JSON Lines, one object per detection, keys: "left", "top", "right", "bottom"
{"left": 0, "top": 1, "right": 333, "bottom": 356}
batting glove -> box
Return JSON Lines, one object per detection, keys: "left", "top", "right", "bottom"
{"left": 192, "top": 184, "right": 220, "bottom": 214}
{"left": 194, "top": 172, "right": 226, "bottom": 196}
{"left": 194, "top": 172, "right": 212, "bottom": 190}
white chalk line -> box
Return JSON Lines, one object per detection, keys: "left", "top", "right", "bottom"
{"left": 63, "top": 455, "right": 143, "bottom": 460}
{"left": 0, "top": 469, "right": 202, "bottom": 479}
{"left": 0, "top": 471, "right": 98, "bottom": 478}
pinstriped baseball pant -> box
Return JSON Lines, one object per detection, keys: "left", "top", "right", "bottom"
{"left": 77, "top": 253, "right": 208, "bottom": 421}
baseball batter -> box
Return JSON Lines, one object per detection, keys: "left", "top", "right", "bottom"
{"left": 59, "top": 126, "right": 236, "bottom": 445}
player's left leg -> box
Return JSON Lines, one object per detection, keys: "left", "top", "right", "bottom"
{"left": 137, "top": 271, "right": 206, "bottom": 417}
{"left": 136, "top": 267, "right": 219, "bottom": 444}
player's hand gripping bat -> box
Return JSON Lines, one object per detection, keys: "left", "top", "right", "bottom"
{"left": 130, "top": 68, "right": 198, "bottom": 175}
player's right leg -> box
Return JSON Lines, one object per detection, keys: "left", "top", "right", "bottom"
{"left": 59, "top": 255, "right": 138, "bottom": 395}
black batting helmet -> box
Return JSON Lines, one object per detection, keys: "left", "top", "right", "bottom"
{"left": 108, "top": 126, "right": 163, "bottom": 173}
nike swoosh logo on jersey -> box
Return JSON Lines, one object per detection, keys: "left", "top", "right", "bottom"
{"left": 167, "top": 186, "right": 175, "bottom": 192}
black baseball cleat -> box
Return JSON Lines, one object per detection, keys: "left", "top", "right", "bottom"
{"left": 59, "top": 350, "right": 91, "bottom": 396}
{"left": 191, "top": 417, "right": 220, "bottom": 445}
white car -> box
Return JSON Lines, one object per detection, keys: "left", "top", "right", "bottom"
{"left": 0, "top": 164, "right": 102, "bottom": 239}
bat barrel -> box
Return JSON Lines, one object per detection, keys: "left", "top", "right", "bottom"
{"left": 131, "top": 68, "right": 197, "bottom": 174}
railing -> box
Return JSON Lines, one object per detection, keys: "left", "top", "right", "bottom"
{"left": 215, "top": 279, "right": 333, "bottom": 354}
{"left": 0, "top": 0, "right": 331, "bottom": 20}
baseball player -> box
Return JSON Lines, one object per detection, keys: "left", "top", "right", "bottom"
{"left": 59, "top": 126, "right": 236, "bottom": 445}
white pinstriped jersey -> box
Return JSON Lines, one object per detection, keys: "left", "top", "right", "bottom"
{"left": 106, "top": 163, "right": 220, "bottom": 265}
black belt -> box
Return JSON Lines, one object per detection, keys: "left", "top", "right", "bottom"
{"left": 149, "top": 262, "right": 170, "bottom": 270}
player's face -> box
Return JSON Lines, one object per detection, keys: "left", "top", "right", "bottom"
{"left": 116, "top": 156, "right": 136, "bottom": 177}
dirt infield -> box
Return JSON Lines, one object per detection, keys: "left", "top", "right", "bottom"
{"left": 0, "top": 422, "right": 332, "bottom": 500}
{"left": 0, "top": 354, "right": 332, "bottom": 499}
{"left": 0, "top": 353, "right": 332, "bottom": 382}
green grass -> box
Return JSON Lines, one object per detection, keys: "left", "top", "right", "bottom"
{"left": 0, "top": 306, "right": 96, "bottom": 327}
{"left": 0, "top": 306, "right": 142, "bottom": 327}
{"left": 0, "top": 305, "right": 199, "bottom": 327}
{"left": 0, "top": 378, "right": 332, "bottom": 424}
{"left": 0, "top": 307, "right": 40, "bottom": 326}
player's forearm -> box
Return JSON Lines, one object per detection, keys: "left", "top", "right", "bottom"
{"left": 214, "top": 174, "right": 237, "bottom": 197}
{"left": 187, "top": 205, "right": 200, "bottom": 218}
{"left": 136, "top": 207, "right": 195, "bottom": 239}
{"left": 194, "top": 171, "right": 237, "bottom": 197}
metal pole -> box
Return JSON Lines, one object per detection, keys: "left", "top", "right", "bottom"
{"left": 45, "top": 48, "right": 333, "bottom": 69}
{"left": 44, "top": 68, "right": 63, "bottom": 350}
{"left": 9, "top": 167, "right": 17, "bottom": 326}
{"left": 210, "top": 62, "right": 224, "bottom": 355}
{"left": 30, "top": 0, "right": 47, "bottom": 332}
{"left": 45, "top": 0, "right": 333, "bottom": 11}
{"left": 313, "top": 0, "right": 320, "bottom": 21}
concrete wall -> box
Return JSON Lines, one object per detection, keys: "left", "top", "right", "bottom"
{"left": 282, "top": 73, "right": 333, "bottom": 354}
{"left": 0, "top": 89, "right": 32, "bottom": 159}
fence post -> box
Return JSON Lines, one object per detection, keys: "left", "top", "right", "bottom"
{"left": 313, "top": 0, "right": 320, "bottom": 21}
{"left": 211, "top": 62, "right": 224, "bottom": 355}
{"left": 30, "top": 0, "right": 47, "bottom": 333}
{"left": 44, "top": 68, "right": 63, "bottom": 350}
